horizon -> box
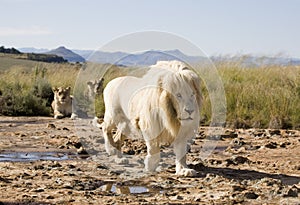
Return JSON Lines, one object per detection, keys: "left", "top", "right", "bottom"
{"left": 1, "top": 0, "right": 300, "bottom": 58}
{"left": 13, "top": 46, "right": 300, "bottom": 60}
{"left": 0, "top": 45, "right": 298, "bottom": 60}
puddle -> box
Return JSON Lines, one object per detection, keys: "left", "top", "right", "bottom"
{"left": 0, "top": 151, "right": 78, "bottom": 162}
{"left": 102, "top": 183, "right": 164, "bottom": 194}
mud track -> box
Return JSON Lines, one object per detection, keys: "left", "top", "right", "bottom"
{"left": 0, "top": 116, "right": 299, "bottom": 204}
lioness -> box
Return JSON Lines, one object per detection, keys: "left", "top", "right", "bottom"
{"left": 51, "top": 86, "right": 77, "bottom": 119}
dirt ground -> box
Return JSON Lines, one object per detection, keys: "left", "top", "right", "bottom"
{"left": 0, "top": 116, "right": 299, "bottom": 204}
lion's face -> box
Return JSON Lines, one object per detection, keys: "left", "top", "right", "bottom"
{"left": 87, "top": 78, "right": 104, "bottom": 97}
{"left": 170, "top": 84, "right": 198, "bottom": 124}
{"left": 53, "top": 87, "right": 71, "bottom": 104}
{"left": 159, "top": 72, "right": 200, "bottom": 127}
{"left": 174, "top": 91, "right": 197, "bottom": 122}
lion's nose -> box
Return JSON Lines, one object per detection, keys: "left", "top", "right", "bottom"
{"left": 184, "top": 108, "right": 194, "bottom": 115}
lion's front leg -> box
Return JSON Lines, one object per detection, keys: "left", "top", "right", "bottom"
{"left": 53, "top": 110, "right": 64, "bottom": 119}
{"left": 173, "top": 139, "right": 197, "bottom": 177}
{"left": 144, "top": 140, "right": 160, "bottom": 172}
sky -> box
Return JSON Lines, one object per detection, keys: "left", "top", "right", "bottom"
{"left": 1, "top": 0, "right": 300, "bottom": 58}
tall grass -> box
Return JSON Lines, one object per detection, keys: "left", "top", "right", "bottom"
{"left": 0, "top": 56, "right": 299, "bottom": 129}
{"left": 213, "top": 62, "right": 300, "bottom": 128}
{"left": 0, "top": 57, "right": 80, "bottom": 116}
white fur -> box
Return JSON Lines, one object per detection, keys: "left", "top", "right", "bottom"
{"left": 102, "top": 60, "right": 201, "bottom": 176}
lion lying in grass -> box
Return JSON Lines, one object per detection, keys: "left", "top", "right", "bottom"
{"left": 102, "top": 60, "right": 201, "bottom": 176}
{"left": 51, "top": 87, "right": 77, "bottom": 119}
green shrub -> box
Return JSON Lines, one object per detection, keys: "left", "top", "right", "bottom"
{"left": 0, "top": 82, "right": 51, "bottom": 116}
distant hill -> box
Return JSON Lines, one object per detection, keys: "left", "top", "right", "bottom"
{"left": 18, "top": 46, "right": 300, "bottom": 67}
{"left": 46, "top": 46, "right": 85, "bottom": 63}
{"left": 19, "top": 47, "right": 49, "bottom": 53}
{"left": 0, "top": 46, "right": 22, "bottom": 54}
{"left": 86, "top": 49, "right": 206, "bottom": 66}
{"left": 211, "top": 55, "right": 300, "bottom": 67}
{"left": 1, "top": 46, "right": 66, "bottom": 63}
{"left": 72, "top": 49, "right": 94, "bottom": 59}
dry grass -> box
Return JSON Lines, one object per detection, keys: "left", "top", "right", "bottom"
{"left": 213, "top": 62, "right": 300, "bottom": 128}
{"left": 0, "top": 56, "right": 299, "bottom": 128}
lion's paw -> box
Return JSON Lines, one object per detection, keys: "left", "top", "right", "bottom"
{"left": 54, "top": 114, "right": 64, "bottom": 119}
{"left": 70, "top": 113, "right": 78, "bottom": 120}
{"left": 115, "top": 157, "right": 129, "bottom": 164}
{"left": 176, "top": 168, "right": 197, "bottom": 177}
{"left": 106, "top": 148, "right": 117, "bottom": 156}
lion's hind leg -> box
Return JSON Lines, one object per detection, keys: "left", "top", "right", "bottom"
{"left": 102, "top": 117, "right": 129, "bottom": 164}
{"left": 102, "top": 119, "right": 118, "bottom": 156}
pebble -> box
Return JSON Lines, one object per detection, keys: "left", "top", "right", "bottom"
{"left": 226, "top": 156, "right": 249, "bottom": 165}
{"left": 265, "top": 141, "right": 278, "bottom": 149}
{"left": 47, "top": 123, "right": 56, "bottom": 129}
{"left": 283, "top": 186, "right": 299, "bottom": 198}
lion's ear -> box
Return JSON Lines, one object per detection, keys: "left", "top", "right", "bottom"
{"left": 52, "top": 87, "right": 58, "bottom": 93}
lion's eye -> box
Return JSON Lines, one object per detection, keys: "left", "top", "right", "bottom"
{"left": 176, "top": 93, "right": 182, "bottom": 98}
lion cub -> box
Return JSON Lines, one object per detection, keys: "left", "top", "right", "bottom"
{"left": 51, "top": 87, "right": 77, "bottom": 119}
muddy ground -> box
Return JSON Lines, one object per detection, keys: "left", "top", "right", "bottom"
{"left": 0, "top": 116, "right": 299, "bottom": 204}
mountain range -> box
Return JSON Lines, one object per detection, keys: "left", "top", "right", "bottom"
{"left": 19, "top": 46, "right": 300, "bottom": 67}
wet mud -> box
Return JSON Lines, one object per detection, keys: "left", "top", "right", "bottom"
{"left": 0, "top": 116, "right": 299, "bottom": 204}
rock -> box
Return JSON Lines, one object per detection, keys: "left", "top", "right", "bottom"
{"left": 221, "top": 129, "right": 238, "bottom": 139}
{"left": 62, "top": 127, "right": 70, "bottom": 131}
{"left": 226, "top": 156, "right": 249, "bottom": 165}
{"left": 46, "top": 195, "right": 55, "bottom": 199}
{"left": 51, "top": 161, "right": 62, "bottom": 168}
{"left": 232, "top": 185, "right": 246, "bottom": 192}
{"left": 47, "top": 123, "right": 56, "bottom": 129}
{"left": 252, "top": 129, "right": 265, "bottom": 137}
{"left": 259, "top": 178, "right": 282, "bottom": 186}
{"left": 279, "top": 141, "right": 291, "bottom": 148}
{"left": 73, "top": 141, "right": 83, "bottom": 149}
{"left": 170, "top": 195, "right": 184, "bottom": 200}
{"left": 265, "top": 142, "right": 278, "bottom": 149}
{"left": 33, "top": 188, "right": 44, "bottom": 192}
{"left": 231, "top": 138, "right": 246, "bottom": 146}
{"left": 268, "top": 129, "right": 281, "bottom": 136}
{"left": 68, "top": 164, "right": 76, "bottom": 169}
{"left": 97, "top": 164, "right": 108, "bottom": 170}
{"left": 244, "top": 191, "right": 259, "bottom": 199}
{"left": 283, "top": 186, "right": 299, "bottom": 197}
{"left": 0, "top": 176, "right": 10, "bottom": 183}
{"left": 33, "top": 165, "right": 44, "bottom": 170}
{"left": 77, "top": 147, "right": 89, "bottom": 155}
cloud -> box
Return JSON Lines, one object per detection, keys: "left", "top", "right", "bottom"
{"left": 0, "top": 26, "right": 52, "bottom": 36}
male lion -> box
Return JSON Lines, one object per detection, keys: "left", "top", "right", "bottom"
{"left": 51, "top": 86, "right": 77, "bottom": 119}
{"left": 102, "top": 60, "right": 201, "bottom": 176}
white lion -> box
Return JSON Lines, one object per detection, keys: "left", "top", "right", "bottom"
{"left": 51, "top": 86, "right": 77, "bottom": 119}
{"left": 102, "top": 60, "right": 201, "bottom": 176}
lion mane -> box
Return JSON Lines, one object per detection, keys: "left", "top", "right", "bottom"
{"left": 102, "top": 60, "right": 201, "bottom": 176}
